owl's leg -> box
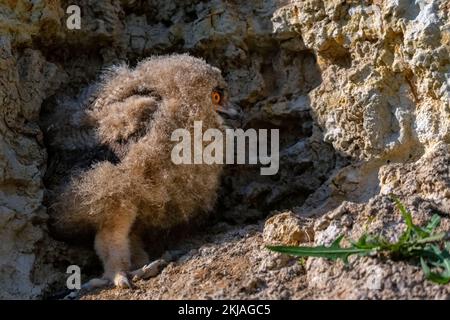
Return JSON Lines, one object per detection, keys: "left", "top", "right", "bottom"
{"left": 63, "top": 211, "right": 136, "bottom": 299}
{"left": 94, "top": 210, "right": 136, "bottom": 289}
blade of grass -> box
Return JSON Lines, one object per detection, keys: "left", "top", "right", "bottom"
{"left": 267, "top": 196, "right": 450, "bottom": 285}
{"left": 267, "top": 235, "right": 374, "bottom": 264}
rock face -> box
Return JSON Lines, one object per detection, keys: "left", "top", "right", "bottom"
{"left": 0, "top": 42, "right": 65, "bottom": 298}
{"left": 0, "top": 0, "right": 449, "bottom": 299}
{"left": 263, "top": 211, "right": 314, "bottom": 246}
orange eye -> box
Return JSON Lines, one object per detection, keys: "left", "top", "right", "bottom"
{"left": 211, "top": 91, "right": 222, "bottom": 105}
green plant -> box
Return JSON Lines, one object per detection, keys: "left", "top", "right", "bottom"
{"left": 267, "top": 195, "right": 450, "bottom": 284}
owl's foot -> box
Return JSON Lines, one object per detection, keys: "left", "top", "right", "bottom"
{"left": 130, "top": 259, "right": 167, "bottom": 281}
{"left": 63, "top": 273, "right": 131, "bottom": 299}
{"left": 83, "top": 277, "right": 111, "bottom": 290}
{"left": 80, "top": 271, "right": 134, "bottom": 290}
{"left": 112, "top": 271, "right": 134, "bottom": 289}
{"left": 63, "top": 277, "right": 109, "bottom": 299}
{"left": 63, "top": 259, "right": 167, "bottom": 299}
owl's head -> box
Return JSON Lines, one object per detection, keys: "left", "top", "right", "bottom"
{"left": 135, "top": 54, "right": 241, "bottom": 123}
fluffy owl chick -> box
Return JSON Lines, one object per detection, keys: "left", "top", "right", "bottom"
{"left": 52, "top": 54, "right": 239, "bottom": 288}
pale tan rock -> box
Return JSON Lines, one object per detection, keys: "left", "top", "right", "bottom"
{"left": 1, "top": 0, "right": 449, "bottom": 299}
{"left": 272, "top": 0, "right": 450, "bottom": 161}
{"left": 263, "top": 212, "right": 314, "bottom": 246}
{"left": 0, "top": 41, "right": 65, "bottom": 298}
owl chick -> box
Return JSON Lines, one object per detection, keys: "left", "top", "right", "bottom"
{"left": 51, "top": 54, "right": 240, "bottom": 288}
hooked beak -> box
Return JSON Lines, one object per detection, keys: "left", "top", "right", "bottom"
{"left": 217, "top": 102, "right": 242, "bottom": 121}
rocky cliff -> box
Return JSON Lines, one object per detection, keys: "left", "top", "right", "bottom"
{"left": 0, "top": 0, "right": 449, "bottom": 299}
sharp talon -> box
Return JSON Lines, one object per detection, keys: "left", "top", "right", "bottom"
{"left": 130, "top": 259, "right": 167, "bottom": 281}
{"left": 114, "top": 271, "right": 133, "bottom": 289}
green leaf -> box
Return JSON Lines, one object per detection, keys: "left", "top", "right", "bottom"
{"left": 268, "top": 196, "right": 450, "bottom": 286}
{"left": 390, "top": 194, "right": 414, "bottom": 230}
{"left": 390, "top": 194, "right": 429, "bottom": 239}
{"left": 420, "top": 244, "right": 450, "bottom": 284}
{"left": 415, "top": 232, "right": 446, "bottom": 244}
{"left": 351, "top": 234, "right": 379, "bottom": 249}
{"left": 267, "top": 235, "right": 374, "bottom": 264}
{"left": 424, "top": 214, "right": 441, "bottom": 234}
{"left": 421, "top": 257, "right": 431, "bottom": 276}
{"left": 420, "top": 257, "right": 450, "bottom": 284}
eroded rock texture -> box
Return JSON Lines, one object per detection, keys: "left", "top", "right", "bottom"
{"left": 0, "top": 41, "right": 65, "bottom": 298}
{"left": 0, "top": 0, "right": 449, "bottom": 299}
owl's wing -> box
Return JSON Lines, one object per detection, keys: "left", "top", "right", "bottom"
{"left": 43, "top": 65, "right": 162, "bottom": 194}
{"left": 88, "top": 88, "right": 161, "bottom": 156}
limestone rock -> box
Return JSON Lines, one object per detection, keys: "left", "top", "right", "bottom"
{"left": 0, "top": 39, "right": 65, "bottom": 298}
{"left": 0, "top": 0, "right": 449, "bottom": 299}
{"left": 263, "top": 212, "right": 314, "bottom": 246}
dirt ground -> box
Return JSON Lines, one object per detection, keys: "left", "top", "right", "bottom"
{"left": 78, "top": 222, "right": 312, "bottom": 300}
